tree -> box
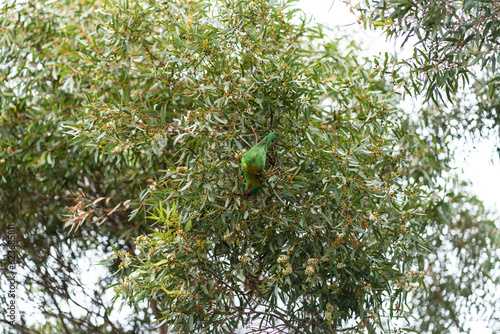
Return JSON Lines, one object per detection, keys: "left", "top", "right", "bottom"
{"left": 1, "top": 0, "right": 498, "bottom": 333}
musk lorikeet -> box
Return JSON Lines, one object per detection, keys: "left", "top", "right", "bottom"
{"left": 241, "top": 132, "right": 276, "bottom": 196}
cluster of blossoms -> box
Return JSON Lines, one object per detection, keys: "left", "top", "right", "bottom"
{"left": 324, "top": 302, "right": 335, "bottom": 323}
{"left": 223, "top": 231, "right": 233, "bottom": 242}
{"left": 371, "top": 146, "right": 383, "bottom": 157}
{"left": 368, "top": 211, "right": 379, "bottom": 222}
{"left": 234, "top": 148, "right": 247, "bottom": 160}
{"left": 334, "top": 254, "right": 347, "bottom": 270}
{"left": 176, "top": 166, "right": 188, "bottom": 173}
{"left": 188, "top": 210, "right": 200, "bottom": 218}
{"left": 282, "top": 265, "right": 293, "bottom": 275}
{"left": 277, "top": 254, "right": 293, "bottom": 275}
{"left": 135, "top": 235, "right": 151, "bottom": 245}
{"left": 114, "top": 274, "right": 137, "bottom": 293}
{"left": 277, "top": 254, "right": 289, "bottom": 263}
{"left": 394, "top": 268, "right": 426, "bottom": 291}
{"left": 135, "top": 235, "right": 168, "bottom": 254}
{"left": 348, "top": 234, "right": 361, "bottom": 249}
{"left": 305, "top": 258, "right": 319, "bottom": 276}
{"left": 365, "top": 308, "right": 377, "bottom": 320}
{"left": 115, "top": 250, "right": 132, "bottom": 269}
{"left": 119, "top": 256, "right": 131, "bottom": 269}
{"left": 405, "top": 268, "right": 426, "bottom": 280}
{"left": 171, "top": 286, "right": 189, "bottom": 301}
{"left": 240, "top": 254, "right": 249, "bottom": 265}
{"left": 223, "top": 231, "right": 243, "bottom": 246}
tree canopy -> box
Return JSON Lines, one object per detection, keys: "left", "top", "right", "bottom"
{"left": 0, "top": 0, "right": 498, "bottom": 333}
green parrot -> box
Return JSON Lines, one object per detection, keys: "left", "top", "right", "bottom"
{"left": 241, "top": 132, "right": 276, "bottom": 196}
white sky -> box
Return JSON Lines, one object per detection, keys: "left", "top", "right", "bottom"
{"left": 296, "top": 1, "right": 498, "bottom": 333}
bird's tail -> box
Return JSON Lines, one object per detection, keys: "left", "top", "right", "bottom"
{"left": 261, "top": 131, "right": 276, "bottom": 151}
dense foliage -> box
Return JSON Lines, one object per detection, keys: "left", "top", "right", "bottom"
{"left": 100, "top": 0, "right": 430, "bottom": 332}
{"left": 0, "top": 0, "right": 498, "bottom": 333}
{"left": 0, "top": 0, "right": 155, "bottom": 332}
